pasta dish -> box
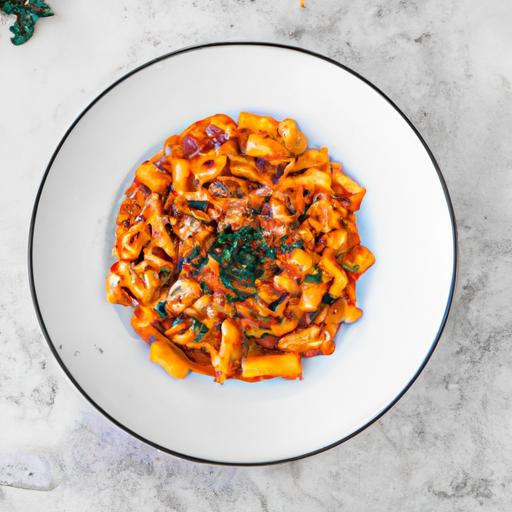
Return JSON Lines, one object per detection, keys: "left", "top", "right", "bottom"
{"left": 106, "top": 113, "right": 374, "bottom": 382}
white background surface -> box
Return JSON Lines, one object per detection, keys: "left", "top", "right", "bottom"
{"left": 1, "top": 0, "right": 511, "bottom": 510}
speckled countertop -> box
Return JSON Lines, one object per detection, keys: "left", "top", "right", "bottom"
{"left": 1, "top": 1, "right": 511, "bottom": 510}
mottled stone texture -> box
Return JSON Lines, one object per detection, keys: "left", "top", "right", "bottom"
{"left": 0, "top": 0, "right": 511, "bottom": 510}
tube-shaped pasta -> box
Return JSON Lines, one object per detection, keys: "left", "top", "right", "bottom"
{"left": 277, "top": 325, "right": 323, "bottom": 352}
{"left": 342, "top": 245, "right": 376, "bottom": 276}
{"left": 105, "top": 272, "right": 133, "bottom": 306}
{"left": 190, "top": 155, "right": 227, "bottom": 185}
{"left": 278, "top": 167, "right": 331, "bottom": 193}
{"left": 116, "top": 222, "right": 151, "bottom": 261}
{"left": 150, "top": 340, "right": 215, "bottom": 378}
{"left": 229, "top": 154, "right": 273, "bottom": 186}
{"left": 269, "top": 317, "right": 300, "bottom": 336}
{"left": 319, "top": 247, "right": 348, "bottom": 297}
{"left": 245, "top": 133, "right": 290, "bottom": 161}
{"left": 213, "top": 319, "right": 243, "bottom": 383}
{"left": 278, "top": 118, "right": 308, "bottom": 155}
{"left": 238, "top": 112, "right": 279, "bottom": 138}
{"left": 242, "top": 352, "right": 302, "bottom": 379}
{"left": 273, "top": 273, "right": 300, "bottom": 295}
{"left": 269, "top": 197, "right": 295, "bottom": 224}
{"left": 299, "top": 282, "right": 329, "bottom": 312}
{"left": 332, "top": 166, "right": 366, "bottom": 211}
{"left": 171, "top": 158, "right": 191, "bottom": 193}
{"left": 150, "top": 341, "right": 191, "bottom": 379}
{"left": 284, "top": 148, "right": 329, "bottom": 175}
{"left": 288, "top": 248, "right": 314, "bottom": 273}
{"left": 307, "top": 198, "right": 342, "bottom": 233}
{"left": 135, "top": 162, "right": 172, "bottom": 194}
{"left": 323, "top": 229, "right": 348, "bottom": 253}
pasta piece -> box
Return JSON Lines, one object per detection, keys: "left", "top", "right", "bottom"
{"left": 342, "top": 245, "right": 376, "bottom": 277}
{"left": 242, "top": 352, "right": 302, "bottom": 379}
{"left": 299, "top": 282, "right": 329, "bottom": 312}
{"left": 278, "top": 118, "right": 308, "bottom": 155}
{"left": 135, "top": 161, "right": 172, "bottom": 195}
{"left": 319, "top": 248, "right": 348, "bottom": 297}
{"left": 245, "top": 133, "right": 290, "bottom": 162}
{"left": 171, "top": 158, "right": 191, "bottom": 193}
{"left": 238, "top": 112, "right": 279, "bottom": 138}
{"left": 106, "top": 112, "right": 373, "bottom": 383}
{"left": 288, "top": 248, "right": 314, "bottom": 273}
{"left": 167, "top": 278, "right": 202, "bottom": 314}
{"left": 277, "top": 325, "right": 323, "bottom": 352}
{"left": 213, "top": 319, "right": 243, "bottom": 383}
{"left": 332, "top": 166, "right": 366, "bottom": 211}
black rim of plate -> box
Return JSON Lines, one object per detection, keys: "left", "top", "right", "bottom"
{"left": 28, "top": 42, "right": 458, "bottom": 466}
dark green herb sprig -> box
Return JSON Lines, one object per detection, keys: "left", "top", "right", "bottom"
{"left": 208, "top": 226, "right": 276, "bottom": 303}
{"left": 1, "top": 0, "right": 53, "bottom": 45}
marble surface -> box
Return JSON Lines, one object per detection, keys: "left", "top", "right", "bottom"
{"left": 1, "top": 0, "right": 511, "bottom": 510}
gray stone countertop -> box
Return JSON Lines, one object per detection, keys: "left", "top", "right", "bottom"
{"left": 1, "top": 0, "right": 511, "bottom": 510}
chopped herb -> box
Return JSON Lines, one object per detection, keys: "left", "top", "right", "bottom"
{"left": 171, "top": 315, "right": 184, "bottom": 327}
{"left": 159, "top": 268, "right": 172, "bottom": 284}
{"left": 200, "top": 281, "right": 212, "bottom": 294}
{"left": 342, "top": 262, "right": 360, "bottom": 273}
{"left": 192, "top": 318, "right": 209, "bottom": 342}
{"left": 219, "top": 271, "right": 254, "bottom": 300}
{"left": 298, "top": 213, "right": 308, "bottom": 223}
{"left": 192, "top": 255, "right": 208, "bottom": 269}
{"left": 321, "top": 293, "right": 336, "bottom": 305}
{"left": 188, "top": 200, "right": 209, "bottom": 211}
{"left": 208, "top": 226, "right": 277, "bottom": 303}
{"left": 304, "top": 271, "right": 322, "bottom": 283}
{"left": 154, "top": 301, "right": 168, "bottom": 319}
{"left": 188, "top": 245, "right": 201, "bottom": 260}
{"left": 281, "top": 239, "right": 305, "bottom": 253}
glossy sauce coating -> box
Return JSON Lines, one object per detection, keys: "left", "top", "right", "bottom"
{"left": 106, "top": 113, "right": 374, "bottom": 383}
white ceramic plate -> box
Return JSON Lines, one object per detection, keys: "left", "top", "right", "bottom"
{"left": 29, "top": 43, "right": 456, "bottom": 465}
